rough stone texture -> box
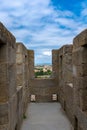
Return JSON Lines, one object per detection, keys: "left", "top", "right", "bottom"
{"left": 58, "top": 45, "right": 73, "bottom": 113}
{"left": 0, "top": 22, "right": 17, "bottom": 130}
{"left": 52, "top": 50, "right": 59, "bottom": 80}
{"left": 16, "top": 43, "right": 29, "bottom": 115}
{"left": 73, "top": 29, "right": 87, "bottom": 130}
{"left": 9, "top": 94, "right": 17, "bottom": 130}
{"left": 28, "top": 50, "right": 34, "bottom": 79}
{"left": 0, "top": 22, "right": 87, "bottom": 130}
{"left": 16, "top": 86, "right": 23, "bottom": 130}
{"left": 58, "top": 45, "right": 74, "bottom": 126}
{"left": 64, "top": 84, "right": 74, "bottom": 125}
{"left": 30, "top": 78, "right": 58, "bottom": 102}
{"left": 29, "top": 50, "right": 59, "bottom": 102}
{"left": 73, "top": 29, "right": 87, "bottom": 50}
{"left": 27, "top": 50, "right": 34, "bottom": 102}
{"left": 0, "top": 22, "right": 15, "bottom": 45}
{"left": 75, "top": 107, "right": 87, "bottom": 130}
{"left": 0, "top": 23, "right": 16, "bottom": 103}
{"left": 0, "top": 103, "right": 9, "bottom": 125}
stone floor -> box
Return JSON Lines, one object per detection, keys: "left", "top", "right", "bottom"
{"left": 21, "top": 103, "right": 73, "bottom": 130}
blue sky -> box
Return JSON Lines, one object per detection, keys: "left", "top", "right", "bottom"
{"left": 0, "top": 0, "right": 87, "bottom": 64}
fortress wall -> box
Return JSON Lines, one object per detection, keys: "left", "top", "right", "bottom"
{"left": 52, "top": 49, "right": 59, "bottom": 80}
{"left": 0, "top": 22, "right": 16, "bottom": 103}
{"left": 28, "top": 50, "right": 34, "bottom": 79}
{"left": 0, "top": 21, "right": 87, "bottom": 130}
{"left": 73, "top": 29, "right": 87, "bottom": 130}
{"left": 28, "top": 50, "right": 59, "bottom": 102}
{"left": 27, "top": 50, "right": 34, "bottom": 102}
{"left": 30, "top": 78, "right": 58, "bottom": 102}
{"left": 58, "top": 45, "right": 74, "bottom": 125}
{"left": 58, "top": 45, "right": 73, "bottom": 105}
{"left": 0, "top": 22, "right": 17, "bottom": 130}
{"left": 16, "top": 43, "right": 29, "bottom": 115}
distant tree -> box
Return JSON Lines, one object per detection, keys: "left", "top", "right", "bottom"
{"left": 35, "top": 68, "right": 52, "bottom": 78}
{"left": 47, "top": 69, "right": 52, "bottom": 75}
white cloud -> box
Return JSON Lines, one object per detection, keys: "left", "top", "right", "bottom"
{"left": 43, "top": 51, "right": 51, "bottom": 56}
{"left": 0, "top": 0, "right": 87, "bottom": 64}
{"left": 81, "top": 8, "right": 87, "bottom": 16}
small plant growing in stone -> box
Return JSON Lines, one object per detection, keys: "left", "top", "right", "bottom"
{"left": 23, "top": 114, "right": 27, "bottom": 119}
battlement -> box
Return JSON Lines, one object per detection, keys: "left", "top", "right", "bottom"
{"left": 0, "top": 22, "right": 87, "bottom": 130}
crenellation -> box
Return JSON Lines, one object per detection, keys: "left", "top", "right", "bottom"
{"left": 73, "top": 29, "right": 87, "bottom": 50}
{"left": 16, "top": 42, "right": 29, "bottom": 116}
{"left": 28, "top": 50, "right": 34, "bottom": 79}
{"left": 0, "top": 22, "right": 87, "bottom": 130}
{"left": 0, "top": 22, "right": 15, "bottom": 45}
{"left": 52, "top": 49, "right": 59, "bottom": 79}
{"left": 73, "top": 29, "right": 87, "bottom": 130}
{"left": 58, "top": 45, "right": 73, "bottom": 110}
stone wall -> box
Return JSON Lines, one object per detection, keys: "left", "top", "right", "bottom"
{"left": 57, "top": 30, "right": 87, "bottom": 130}
{"left": 30, "top": 78, "right": 58, "bottom": 102}
{"left": 16, "top": 43, "right": 29, "bottom": 115}
{"left": 0, "top": 22, "right": 17, "bottom": 130}
{"left": 52, "top": 50, "right": 59, "bottom": 80}
{"left": 0, "top": 23, "right": 29, "bottom": 130}
{"left": 73, "top": 29, "right": 87, "bottom": 130}
{"left": 57, "top": 45, "right": 74, "bottom": 125}
{"left": 28, "top": 50, "right": 34, "bottom": 79}
{"left": 58, "top": 45, "right": 73, "bottom": 104}
{"left": 27, "top": 50, "right": 34, "bottom": 102}
{"left": 28, "top": 50, "right": 58, "bottom": 102}
{"left": 0, "top": 22, "right": 87, "bottom": 130}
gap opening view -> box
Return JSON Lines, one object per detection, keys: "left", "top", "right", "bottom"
{"left": 34, "top": 50, "right": 52, "bottom": 78}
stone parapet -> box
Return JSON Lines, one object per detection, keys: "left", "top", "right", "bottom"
{"left": 73, "top": 29, "right": 87, "bottom": 50}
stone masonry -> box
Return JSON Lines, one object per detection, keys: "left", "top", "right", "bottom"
{"left": 72, "top": 30, "right": 87, "bottom": 130}
{"left": 0, "top": 22, "right": 17, "bottom": 130}
{"left": 16, "top": 43, "right": 29, "bottom": 115}
{"left": 0, "top": 22, "right": 87, "bottom": 130}
{"left": 58, "top": 45, "right": 74, "bottom": 124}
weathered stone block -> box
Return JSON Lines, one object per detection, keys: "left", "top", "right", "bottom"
{"left": 0, "top": 63, "right": 8, "bottom": 103}
{"left": 0, "top": 124, "right": 9, "bottom": 130}
{"left": 63, "top": 45, "right": 73, "bottom": 54}
{"left": 73, "top": 48, "right": 83, "bottom": 66}
{"left": 73, "top": 47, "right": 87, "bottom": 66}
{"left": 8, "top": 46, "right": 16, "bottom": 64}
{"left": 73, "top": 29, "right": 87, "bottom": 50}
{"left": 0, "top": 103, "right": 9, "bottom": 125}
{"left": 52, "top": 49, "right": 59, "bottom": 78}
{"left": 16, "top": 64, "right": 23, "bottom": 74}
{"left": 79, "top": 89, "right": 87, "bottom": 111}
{"left": 17, "top": 74, "right": 23, "bottom": 86}
{"left": 16, "top": 42, "right": 29, "bottom": 116}
{"left": 73, "top": 64, "right": 87, "bottom": 77}
{"left": 28, "top": 50, "right": 34, "bottom": 79}
{"left": 17, "top": 86, "right": 23, "bottom": 130}
{"left": 8, "top": 64, "right": 16, "bottom": 97}
{"left": 9, "top": 94, "right": 17, "bottom": 130}
{"left": 0, "top": 22, "right": 15, "bottom": 45}
{"left": 75, "top": 107, "right": 87, "bottom": 130}
{"left": 30, "top": 79, "right": 58, "bottom": 102}
{"left": 73, "top": 76, "right": 87, "bottom": 89}
{"left": 0, "top": 44, "right": 7, "bottom": 62}
{"left": 16, "top": 53, "right": 23, "bottom": 64}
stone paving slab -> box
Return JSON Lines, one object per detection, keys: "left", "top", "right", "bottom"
{"left": 21, "top": 103, "right": 73, "bottom": 130}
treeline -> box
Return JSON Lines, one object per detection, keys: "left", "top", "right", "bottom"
{"left": 35, "top": 69, "right": 52, "bottom": 78}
